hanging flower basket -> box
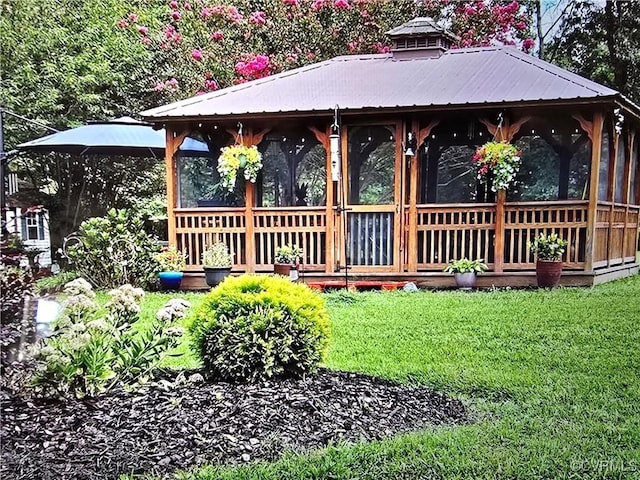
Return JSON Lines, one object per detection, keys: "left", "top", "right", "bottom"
{"left": 217, "top": 144, "right": 263, "bottom": 191}
{"left": 472, "top": 141, "right": 522, "bottom": 192}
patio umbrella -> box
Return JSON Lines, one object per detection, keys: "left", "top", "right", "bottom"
{"left": 16, "top": 116, "right": 210, "bottom": 158}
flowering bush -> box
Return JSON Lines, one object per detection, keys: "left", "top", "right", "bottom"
{"left": 156, "top": 246, "right": 186, "bottom": 271}
{"left": 527, "top": 232, "right": 568, "bottom": 261}
{"left": 31, "top": 279, "right": 188, "bottom": 398}
{"left": 217, "top": 145, "right": 263, "bottom": 191}
{"left": 275, "top": 243, "right": 303, "bottom": 264}
{"left": 64, "top": 209, "right": 161, "bottom": 289}
{"left": 472, "top": 141, "right": 522, "bottom": 192}
{"left": 202, "top": 242, "right": 234, "bottom": 268}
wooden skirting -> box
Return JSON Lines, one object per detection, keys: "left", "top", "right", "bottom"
{"left": 180, "top": 263, "right": 638, "bottom": 291}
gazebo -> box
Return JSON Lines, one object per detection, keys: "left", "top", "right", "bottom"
{"left": 141, "top": 17, "right": 640, "bottom": 288}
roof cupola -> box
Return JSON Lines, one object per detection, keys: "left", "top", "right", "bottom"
{"left": 386, "top": 17, "right": 459, "bottom": 59}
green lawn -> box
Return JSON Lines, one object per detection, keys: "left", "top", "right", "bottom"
{"left": 139, "top": 277, "right": 640, "bottom": 479}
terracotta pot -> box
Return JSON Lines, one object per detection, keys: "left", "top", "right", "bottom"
{"left": 454, "top": 272, "right": 477, "bottom": 290}
{"left": 274, "top": 263, "right": 299, "bottom": 280}
{"left": 536, "top": 260, "right": 563, "bottom": 288}
{"left": 203, "top": 266, "right": 231, "bottom": 287}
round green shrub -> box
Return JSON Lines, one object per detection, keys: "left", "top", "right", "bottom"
{"left": 189, "top": 274, "right": 330, "bottom": 382}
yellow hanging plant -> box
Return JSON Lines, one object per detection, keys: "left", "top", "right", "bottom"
{"left": 217, "top": 145, "right": 263, "bottom": 191}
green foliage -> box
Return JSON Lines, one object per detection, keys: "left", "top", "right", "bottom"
{"left": 34, "top": 271, "right": 79, "bottom": 295}
{"left": 547, "top": 1, "right": 640, "bottom": 103}
{"left": 156, "top": 246, "right": 186, "bottom": 272}
{"left": 443, "top": 258, "right": 488, "bottom": 274}
{"left": 64, "top": 209, "right": 161, "bottom": 289}
{"left": 274, "top": 243, "right": 303, "bottom": 264}
{"left": 188, "top": 274, "right": 329, "bottom": 382}
{"left": 31, "top": 279, "right": 187, "bottom": 398}
{"left": 527, "top": 232, "right": 568, "bottom": 261}
{"left": 201, "top": 242, "right": 233, "bottom": 268}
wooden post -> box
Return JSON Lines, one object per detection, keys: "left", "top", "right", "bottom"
{"left": 607, "top": 125, "right": 619, "bottom": 267}
{"left": 309, "top": 126, "right": 335, "bottom": 273}
{"left": 165, "top": 126, "right": 182, "bottom": 249}
{"left": 621, "top": 130, "right": 635, "bottom": 261}
{"left": 585, "top": 112, "right": 604, "bottom": 272}
{"left": 243, "top": 127, "right": 257, "bottom": 272}
{"left": 407, "top": 120, "right": 420, "bottom": 272}
{"left": 494, "top": 189, "right": 506, "bottom": 272}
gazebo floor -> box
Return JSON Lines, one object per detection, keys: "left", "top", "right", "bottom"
{"left": 180, "top": 263, "right": 638, "bottom": 291}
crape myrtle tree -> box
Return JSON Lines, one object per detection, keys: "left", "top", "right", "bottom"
{"left": 2, "top": 0, "right": 534, "bottom": 250}
{"left": 118, "top": 0, "right": 535, "bottom": 100}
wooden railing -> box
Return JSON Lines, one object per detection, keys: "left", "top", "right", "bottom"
{"left": 594, "top": 202, "right": 639, "bottom": 269}
{"left": 253, "top": 208, "right": 327, "bottom": 271}
{"left": 504, "top": 201, "right": 588, "bottom": 269}
{"left": 175, "top": 201, "right": 637, "bottom": 274}
{"left": 175, "top": 207, "right": 327, "bottom": 271}
{"left": 411, "top": 204, "right": 496, "bottom": 270}
{"left": 175, "top": 209, "right": 247, "bottom": 270}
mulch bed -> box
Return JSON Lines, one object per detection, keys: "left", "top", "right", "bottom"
{"left": 1, "top": 368, "right": 467, "bottom": 480}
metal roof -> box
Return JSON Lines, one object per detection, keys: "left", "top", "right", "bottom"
{"left": 141, "top": 46, "right": 622, "bottom": 122}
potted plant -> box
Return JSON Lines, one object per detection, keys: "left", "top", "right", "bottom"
{"left": 528, "top": 232, "right": 568, "bottom": 288}
{"left": 217, "top": 144, "right": 263, "bottom": 191}
{"left": 155, "top": 246, "right": 186, "bottom": 290}
{"left": 472, "top": 141, "right": 522, "bottom": 192}
{"left": 274, "top": 243, "right": 303, "bottom": 281}
{"left": 443, "top": 258, "right": 488, "bottom": 290}
{"left": 202, "top": 242, "right": 234, "bottom": 287}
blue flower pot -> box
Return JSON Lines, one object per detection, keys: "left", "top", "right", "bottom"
{"left": 158, "top": 271, "right": 184, "bottom": 290}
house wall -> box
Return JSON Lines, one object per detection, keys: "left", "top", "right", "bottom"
{"left": 5, "top": 208, "right": 52, "bottom": 267}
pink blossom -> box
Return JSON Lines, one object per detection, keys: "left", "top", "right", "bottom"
{"left": 169, "top": 0, "right": 178, "bottom": 8}
{"left": 117, "top": 19, "right": 129, "bottom": 29}
{"left": 127, "top": 13, "right": 138, "bottom": 22}
{"left": 515, "top": 21, "right": 527, "bottom": 31}
{"left": 184, "top": 2, "right": 191, "bottom": 10}
{"left": 334, "top": 0, "right": 350, "bottom": 9}
{"left": 210, "top": 30, "right": 224, "bottom": 41}
{"left": 191, "top": 49, "right": 203, "bottom": 61}
{"left": 305, "top": 52, "right": 316, "bottom": 60}
{"left": 235, "top": 53, "right": 272, "bottom": 81}
{"left": 141, "top": 36, "right": 151, "bottom": 45}
{"left": 171, "top": 10, "right": 181, "bottom": 21}
{"left": 286, "top": 52, "right": 298, "bottom": 63}
{"left": 154, "top": 82, "right": 165, "bottom": 91}
{"left": 347, "top": 41, "right": 357, "bottom": 52}
{"left": 249, "top": 11, "right": 267, "bottom": 26}
{"left": 283, "top": 0, "right": 299, "bottom": 5}
{"left": 137, "top": 25, "right": 149, "bottom": 35}
{"left": 522, "top": 38, "right": 535, "bottom": 51}
{"left": 311, "top": 0, "right": 324, "bottom": 10}
{"left": 202, "top": 7, "right": 212, "bottom": 18}
{"left": 204, "top": 79, "right": 218, "bottom": 91}
{"left": 373, "top": 42, "right": 390, "bottom": 54}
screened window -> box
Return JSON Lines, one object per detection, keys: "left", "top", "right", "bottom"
{"left": 420, "top": 119, "right": 490, "bottom": 203}
{"left": 614, "top": 133, "right": 627, "bottom": 203}
{"left": 257, "top": 130, "right": 326, "bottom": 207}
{"left": 598, "top": 128, "right": 611, "bottom": 201}
{"left": 21, "top": 212, "right": 43, "bottom": 240}
{"left": 509, "top": 118, "right": 591, "bottom": 202}
{"left": 630, "top": 136, "right": 639, "bottom": 205}
{"left": 177, "top": 132, "right": 245, "bottom": 208}
{"left": 347, "top": 125, "right": 395, "bottom": 205}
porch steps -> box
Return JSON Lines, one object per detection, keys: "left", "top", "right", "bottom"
{"left": 306, "top": 280, "right": 407, "bottom": 292}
